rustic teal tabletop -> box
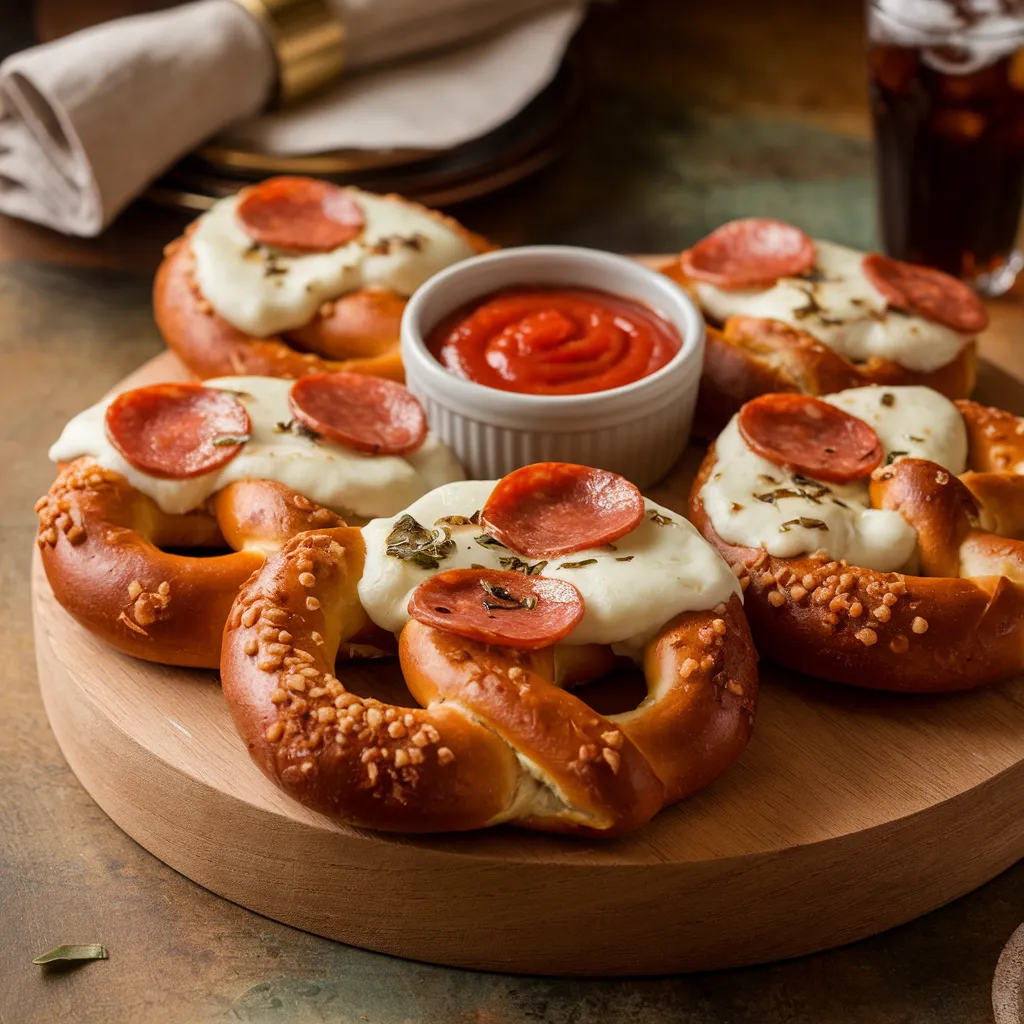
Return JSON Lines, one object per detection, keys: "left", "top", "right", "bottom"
{"left": 1, "top": 1, "right": 1020, "bottom": 1021}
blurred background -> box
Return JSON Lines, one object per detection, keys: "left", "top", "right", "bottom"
{"left": 0, "top": 0, "right": 874, "bottom": 264}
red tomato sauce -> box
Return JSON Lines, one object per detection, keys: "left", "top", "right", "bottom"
{"left": 426, "top": 287, "right": 682, "bottom": 395}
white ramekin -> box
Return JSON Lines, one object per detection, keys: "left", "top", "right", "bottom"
{"left": 401, "top": 246, "right": 705, "bottom": 489}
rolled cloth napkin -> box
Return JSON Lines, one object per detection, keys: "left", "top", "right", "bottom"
{"left": 0, "top": 0, "right": 584, "bottom": 236}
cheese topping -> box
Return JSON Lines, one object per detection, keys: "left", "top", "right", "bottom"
{"left": 699, "top": 385, "right": 968, "bottom": 571}
{"left": 191, "top": 191, "right": 478, "bottom": 337}
{"left": 692, "top": 240, "right": 970, "bottom": 373}
{"left": 358, "top": 480, "right": 740, "bottom": 652}
{"left": 49, "top": 376, "right": 465, "bottom": 520}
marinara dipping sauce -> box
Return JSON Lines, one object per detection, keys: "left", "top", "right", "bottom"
{"left": 426, "top": 286, "right": 682, "bottom": 395}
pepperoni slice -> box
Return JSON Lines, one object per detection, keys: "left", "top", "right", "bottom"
{"left": 862, "top": 253, "right": 988, "bottom": 334}
{"left": 408, "top": 568, "right": 584, "bottom": 649}
{"left": 480, "top": 463, "right": 645, "bottom": 558}
{"left": 681, "top": 218, "right": 815, "bottom": 290}
{"left": 737, "top": 393, "right": 883, "bottom": 484}
{"left": 288, "top": 372, "right": 427, "bottom": 455}
{"left": 104, "top": 383, "right": 251, "bottom": 479}
{"left": 235, "top": 177, "right": 365, "bottom": 253}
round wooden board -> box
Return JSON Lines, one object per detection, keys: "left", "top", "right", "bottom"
{"left": 32, "top": 338, "right": 1024, "bottom": 977}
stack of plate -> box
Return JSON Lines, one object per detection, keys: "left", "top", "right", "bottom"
{"left": 146, "top": 57, "right": 583, "bottom": 212}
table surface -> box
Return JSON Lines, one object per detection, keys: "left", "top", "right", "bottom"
{"left": 5, "top": 1, "right": 1024, "bottom": 1021}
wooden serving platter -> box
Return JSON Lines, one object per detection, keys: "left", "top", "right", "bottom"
{"left": 32, "top": 331, "right": 1024, "bottom": 976}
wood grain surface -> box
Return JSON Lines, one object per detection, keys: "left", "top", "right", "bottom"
{"left": 30, "top": 349, "right": 1024, "bottom": 975}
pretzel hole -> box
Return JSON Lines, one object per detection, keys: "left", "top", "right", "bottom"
{"left": 161, "top": 544, "right": 233, "bottom": 559}
{"left": 333, "top": 656, "right": 418, "bottom": 708}
{"left": 568, "top": 664, "right": 648, "bottom": 716}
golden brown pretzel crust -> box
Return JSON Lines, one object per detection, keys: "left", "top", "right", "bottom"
{"left": 35, "top": 459, "right": 343, "bottom": 668}
{"left": 687, "top": 399, "right": 1024, "bottom": 692}
{"left": 659, "top": 259, "right": 977, "bottom": 438}
{"left": 154, "top": 199, "right": 495, "bottom": 383}
{"left": 220, "top": 529, "right": 758, "bottom": 836}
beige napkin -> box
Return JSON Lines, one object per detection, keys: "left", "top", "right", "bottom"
{"left": 0, "top": 0, "right": 584, "bottom": 237}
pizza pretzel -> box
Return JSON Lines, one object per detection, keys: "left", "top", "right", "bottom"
{"left": 660, "top": 217, "right": 982, "bottom": 437}
{"left": 154, "top": 180, "right": 495, "bottom": 384}
{"left": 688, "top": 398, "right": 1024, "bottom": 693}
{"left": 36, "top": 460, "right": 345, "bottom": 668}
{"left": 220, "top": 529, "right": 759, "bottom": 837}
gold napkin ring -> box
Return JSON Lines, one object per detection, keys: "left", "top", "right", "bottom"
{"left": 231, "top": 0, "right": 346, "bottom": 106}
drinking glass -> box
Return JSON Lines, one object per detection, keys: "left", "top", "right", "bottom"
{"left": 868, "top": 0, "right": 1024, "bottom": 295}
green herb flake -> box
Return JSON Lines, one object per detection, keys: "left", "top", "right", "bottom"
{"left": 33, "top": 944, "right": 108, "bottom": 966}
{"left": 649, "top": 511, "right": 673, "bottom": 527}
{"left": 212, "top": 434, "right": 250, "bottom": 447}
{"left": 498, "top": 555, "right": 548, "bottom": 576}
{"left": 779, "top": 517, "right": 829, "bottom": 533}
{"left": 473, "top": 534, "right": 506, "bottom": 549}
{"left": 880, "top": 393, "right": 895, "bottom": 407}
{"left": 558, "top": 559, "right": 598, "bottom": 569}
{"left": 274, "top": 419, "right": 320, "bottom": 444}
{"left": 615, "top": 555, "right": 635, "bottom": 562}
{"left": 385, "top": 515, "right": 455, "bottom": 570}
{"left": 435, "top": 515, "right": 475, "bottom": 527}
{"left": 886, "top": 450, "right": 909, "bottom": 465}
{"left": 479, "top": 579, "right": 537, "bottom": 613}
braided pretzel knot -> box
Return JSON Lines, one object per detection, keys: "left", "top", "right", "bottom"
{"left": 659, "top": 256, "right": 977, "bottom": 438}
{"left": 220, "top": 528, "right": 758, "bottom": 836}
{"left": 689, "top": 399, "right": 1024, "bottom": 693}
{"left": 36, "top": 458, "right": 345, "bottom": 668}
{"left": 154, "top": 202, "right": 495, "bottom": 384}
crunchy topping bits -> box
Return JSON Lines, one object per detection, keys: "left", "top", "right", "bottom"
{"left": 436, "top": 747, "right": 456, "bottom": 766}
{"left": 117, "top": 611, "right": 148, "bottom": 636}
{"left": 912, "top": 616, "right": 929, "bottom": 634}
{"left": 872, "top": 605, "right": 891, "bottom": 623}
{"left": 712, "top": 618, "right": 727, "bottom": 635}
{"left": 306, "top": 596, "right": 321, "bottom": 611}
{"left": 849, "top": 601, "right": 863, "bottom": 618}
{"left": 855, "top": 628, "right": 878, "bottom": 646}
{"left": 790, "top": 585, "right": 808, "bottom": 601}
{"left": 680, "top": 657, "right": 698, "bottom": 678}
{"left": 601, "top": 730, "right": 623, "bottom": 749}
{"left": 265, "top": 722, "right": 284, "bottom": 743}
{"left": 726, "top": 679, "right": 744, "bottom": 696}
{"left": 767, "top": 590, "right": 785, "bottom": 607}
{"left": 298, "top": 572, "right": 316, "bottom": 588}
{"left": 602, "top": 748, "right": 621, "bottom": 774}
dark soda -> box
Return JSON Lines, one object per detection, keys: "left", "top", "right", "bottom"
{"left": 869, "top": 1, "right": 1024, "bottom": 291}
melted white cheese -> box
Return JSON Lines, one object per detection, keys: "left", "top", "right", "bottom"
{"left": 358, "top": 480, "right": 741, "bottom": 652}
{"left": 48, "top": 376, "right": 465, "bottom": 520}
{"left": 699, "top": 385, "right": 968, "bottom": 570}
{"left": 191, "top": 191, "right": 478, "bottom": 337}
{"left": 692, "top": 239, "right": 970, "bottom": 373}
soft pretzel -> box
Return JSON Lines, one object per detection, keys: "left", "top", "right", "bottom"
{"left": 220, "top": 463, "right": 759, "bottom": 836}
{"left": 689, "top": 386, "right": 1024, "bottom": 692}
{"left": 36, "top": 460, "right": 344, "bottom": 668}
{"left": 659, "top": 218, "right": 983, "bottom": 437}
{"left": 154, "top": 177, "right": 495, "bottom": 383}
{"left": 36, "top": 374, "right": 464, "bottom": 667}
{"left": 221, "top": 533, "right": 757, "bottom": 836}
